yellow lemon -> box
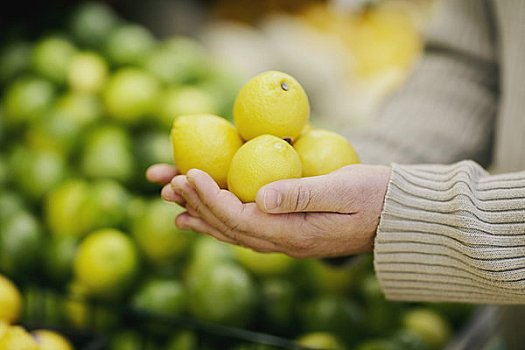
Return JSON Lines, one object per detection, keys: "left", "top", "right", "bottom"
{"left": 0, "top": 326, "right": 38, "bottom": 350}
{"left": 171, "top": 114, "right": 243, "bottom": 188}
{"left": 233, "top": 71, "right": 309, "bottom": 141}
{"left": 73, "top": 228, "right": 139, "bottom": 299}
{"left": 293, "top": 129, "right": 359, "bottom": 177}
{"left": 228, "top": 135, "right": 302, "bottom": 202}
{"left": 403, "top": 308, "right": 451, "bottom": 349}
{"left": 0, "top": 275, "right": 22, "bottom": 323}
{"left": 32, "top": 330, "right": 74, "bottom": 350}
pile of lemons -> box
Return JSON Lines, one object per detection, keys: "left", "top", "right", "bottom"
{"left": 0, "top": 274, "right": 74, "bottom": 350}
{"left": 171, "top": 70, "right": 360, "bottom": 201}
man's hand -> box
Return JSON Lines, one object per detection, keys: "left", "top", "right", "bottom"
{"left": 146, "top": 163, "right": 391, "bottom": 259}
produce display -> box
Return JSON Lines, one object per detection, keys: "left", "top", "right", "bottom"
{"left": 0, "top": 1, "right": 475, "bottom": 349}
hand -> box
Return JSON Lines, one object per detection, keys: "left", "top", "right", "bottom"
{"left": 146, "top": 163, "right": 391, "bottom": 259}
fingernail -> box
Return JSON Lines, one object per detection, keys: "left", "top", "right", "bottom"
{"left": 263, "top": 189, "right": 281, "bottom": 211}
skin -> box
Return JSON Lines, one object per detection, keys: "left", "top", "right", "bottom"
{"left": 146, "top": 163, "right": 391, "bottom": 259}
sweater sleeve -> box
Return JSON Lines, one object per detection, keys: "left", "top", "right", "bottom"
{"left": 374, "top": 160, "right": 525, "bottom": 304}
{"left": 345, "top": 0, "right": 499, "bottom": 168}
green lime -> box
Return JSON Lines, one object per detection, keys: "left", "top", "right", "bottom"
{"left": 143, "top": 36, "right": 208, "bottom": 85}
{"left": 186, "top": 262, "right": 257, "bottom": 327}
{"left": 132, "top": 199, "right": 195, "bottom": 265}
{"left": 155, "top": 86, "right": 219, "bottom": 128}
{"left": 82, "top": 179, "right": 130, "bottom": 231}
{"left": 73, "top": 228, "right": 139, "bottom": 298}
{"left": 187, "top": 236, "right": 235, "bottom": 273}
{"left": 103, "top": 68, "right": 160, "bottom": 123}
{"left": 391, "top": 330, "right": 430, "bottom": 350}
{"left": 233, "top": 245, "right": 295, "bottom": 277}
{"left": 45, "top": 179, "right": 90, "bottom": 237}
{"left": 9, "top": 146, "right": 67, "bottom": 200}
{"left": 105, "top": 24, "right": 156, "bottom": 66}
{"left": 69, "top": 2, "right": 120, "bottom": 48}
{"left": 0, "top": 191, "right": 25, "bottom": 223}
{"left": 0, "top": 154, "right": 7, "bottom": 187}
{"left": 134, "top": 131, "right": 173, "bottom": 189}
{"left": 32, "top": 36, "right": 76, "bottom": 83}
{"left": 26, "top": 92, "right": 102, "bottom": 155}
{"left": 80, "top": 124, "right": 135, "bottom": 183}
{"left": 3, "top": 76, "right": 55, "bottom": 125}
{"left": 199, "top": 66, "right": 243, "bottom": 120}
{"left": 68, "top": 51, "right": 108, "bottom": 93}
{"left": 402, "top": 308, "right": 451, "bottom": 349}
{"left": 107, "top": 330, "right": 142, "bottom": 350}
{"left": 302, "top": 259, "right": 356, "bottom": 295}
{"left": 63, "top": 280, "right": 120, "bottom": 331}
{"left": 0, "top": 41, "right": 32, "bottom": 82}
{"left": 0, "top": 211, "right": 43, "bottom": 276}
{"left": 260, "top": 278, "right": 295, "bottom": 332}
{"left": 299, "top": 294, "right": 362, "bottom": 344}
{"left": 43, "top": 236, "right": 78, "bottom": 284}
{"left": 131, "top": 278, "right": 186, "bottom": 316}
{"left": 296, "top": 332, "right": 345, "bottom": 350}
{"left": 357, "top": 339, "right": 400, "bottom": 350}
{"left": 166, "top": 330, "right": 199, "bottom": 350}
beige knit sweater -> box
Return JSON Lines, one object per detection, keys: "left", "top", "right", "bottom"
{"left": 347, "top": 0, "right": 525, "bottom": 304}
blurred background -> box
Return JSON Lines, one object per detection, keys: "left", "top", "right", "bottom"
{"left": 0, "top": 1, "right": 500, "bottom": 349}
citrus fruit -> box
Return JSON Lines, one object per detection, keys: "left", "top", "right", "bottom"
{"left": 166, "top": 330, "right": 199, "bottom": 350}
{"left": 402, "top": 308, "right": 451, "bottom": 349}
{"left": 32, "top": 330, "right": 74, "bottom": 350}
{"left": 31, "top": 36, "right": 76, "bottom": 83}
{"left": 0, "top": 326, "right": 38, "bottom": 350}
{"left": 43, "top": 235, "right": 78, "bottom": 283}
{"left": 156, "top": 86, "right": 219, "bottom": 128}
{"left": 81, "top": 125, "right": 135, "bottom": 183}
{"left": 293, "top": 129, "right": 360, "bottom": 177}
{"left": 296, "top": 332, "right": 345, "bottom": 350}
{"left": 299, "top": 294, "right": 362, "bottom": 343}
{"left": 171, "top": 114, "right": 243, "bottom": 188}
{"left": 3, "top": 76, "right": 55, "bottom": 125}
{"left": 233, "top": 245, "right": 295, "bottom": 277}
{"left": 69, "top": 1, "right": 119, "bottom": 48}
{"left": 9, "top": 146, "right": 67, "bottom": 199}
{"left": 302, "top": 259, "right": 356, "bottom": 295}
{"left": 73, "top": 228, "right": 139, "bottom": 298}
{"left": 0, "top": 275, "right": 22, "bottom": 323}
{"left": 233, "top": 71, "right": 309, "bottom": 141}
{"left": 81, "top": 179, "right": 130, "bottom": 230}
{"left": 227, "top": 134, "right": 302, "bottom": 202}
{"left": 187, "top": 236, "right": 235, "bottom": 274}
{"left": 0, "top": 41, "right": 31, "bottom": 82}
{"left": 186, "top": 262, "right": 257, "bottom": 327}
{"left": 0, "top": 191, "right": 25, "bottom": 223}
{"left": 143, "top": 36, "right": 209, "bottom": 85}
{"left": 0, "top": 211, "right": 43, "bottom": 275}
{"left": 132, "top": 199, "right": 195, "bottom": 264}
{"left": 45, "top": 179, "right": 90, "bottom": 237}
{"left": 103, "top": 68, "right": 160, "bottom": 123}
{"left": 63, "top": 280, "right": 120, "bottom": 330}
{"left": 68, "top": 51, "right": 108, "bottom": 93}
{"left": 131, "top": 278, "right": 186, "bottom": 316}
{"left": 260, "top": 278, "right": 295, "bottom": 332}
{"left": 105, "top": 24, "right": 156, "bottom": 66}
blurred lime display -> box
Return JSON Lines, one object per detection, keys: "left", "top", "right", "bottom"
{"left": 0, "top": 1, "right": 475, "bottom": 349}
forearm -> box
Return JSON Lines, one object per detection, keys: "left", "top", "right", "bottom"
{"left": 374, "top": 160, "right": 525, "bottom": 304}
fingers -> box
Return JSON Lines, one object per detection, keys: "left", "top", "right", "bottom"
{"left": 175, "top": 206, "right": 279, "bottom": 253}
{"left": 161, "top": 183, "right": 185, "bottom": 205}
{"left": 255, "top": 173, "right": 352, "bottom": 214}
{"left": 146, "top": 164, "right": 178, "bottom": 185}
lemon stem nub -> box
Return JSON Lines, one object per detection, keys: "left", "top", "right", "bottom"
{"left": 283, "top": 137, "right": 292, "bottom": 144}
{"left": 280, "top": 82, "right": 289, "bottom": 91}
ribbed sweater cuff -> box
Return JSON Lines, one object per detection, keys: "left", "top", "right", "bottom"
{"left": 374, "top": 161, "right": 525, "bottom": 304}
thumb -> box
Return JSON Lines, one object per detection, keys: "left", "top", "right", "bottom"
{"left": 255, "top": 174, "right": 348, "bottom": 214}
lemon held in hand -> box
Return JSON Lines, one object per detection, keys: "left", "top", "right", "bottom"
{"left": 294, "top": 129, "right": 360, "bottom": 177}
{"left": 227, "top": 135, "right": 302, "bottom": 203}
{"left": 171, "top": 114, "right": 243, "bottom": 188}
{"left": 233, "top": 71, "right": 309, "bottom": 141}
